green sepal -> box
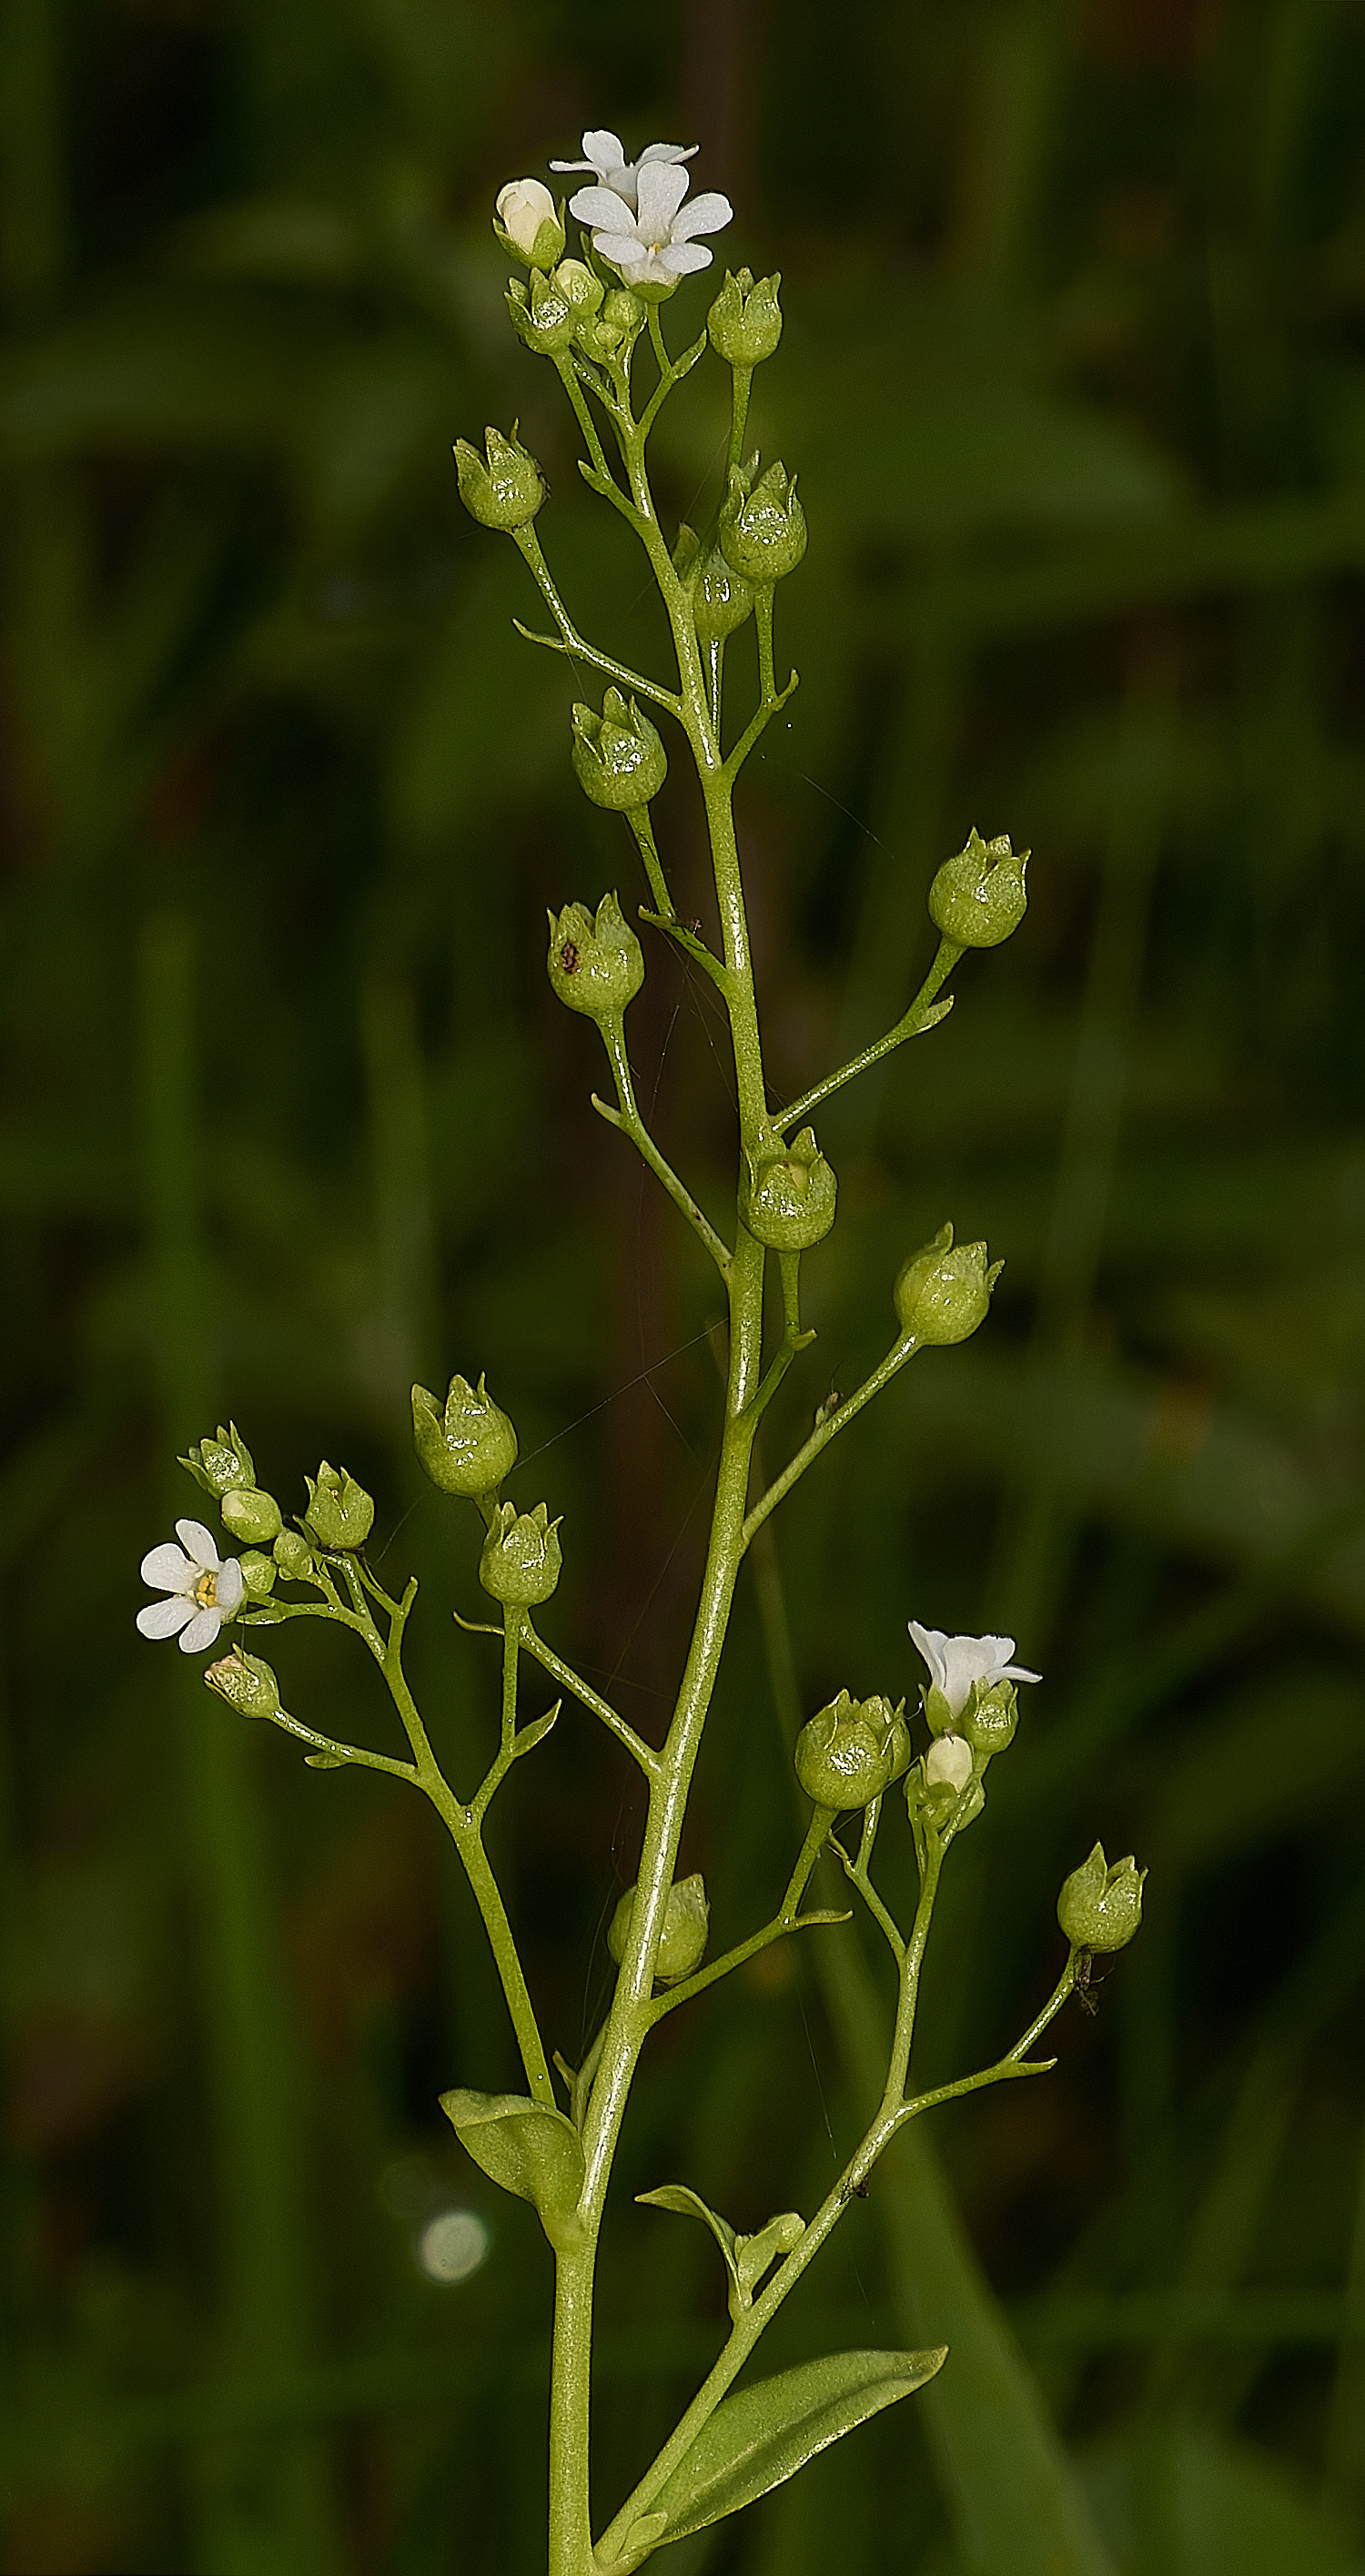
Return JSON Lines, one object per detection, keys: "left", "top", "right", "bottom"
{"left": 512, "top": 1702, "right": 560, "bottom": 1761}
{"left": 440, "top": 2087, "right": 586, "bottom": 2251}
{"left": 633, "top": 2346, "right": 947, "bottom": 2548}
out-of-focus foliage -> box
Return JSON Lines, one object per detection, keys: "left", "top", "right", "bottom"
{"left": 4, "top": 0, "right": 1365, "bottom": 2569}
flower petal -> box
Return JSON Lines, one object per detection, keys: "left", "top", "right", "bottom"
{"left": 669, "top": 189, "right": 733, "bottom": 242}
{"left": 570, "top": 185, "right": 640, "bottom": 232}
{"left": 141, "top": 1541, "right": 194, "bottom": 1591}
{"left": 592, "top": 231, "right": 650, "bottom": 268}
{"left": 215, "top": 1558, "right": 245, "bottom": 1611}
{"left": 638, "top": 142, "right": 698, "bottom": 167}
{"left": 657, "top": 241, "right": 713, "bottom": 275}
{"left": 997, "top": 1660, "right": 1043, "bottom": 1687}
{"left": 175, "top": 1517, "right": 221, "bottom": 1570}
{"left": 908, "top": 1621, "right": 949, "bottom": 1689}
{"left": 634, "top": 162, "right": 690, "bottom": 235}
{"left": 137, "top": 1596, "right": 196, "bottom": 1639}
{"left": 581, "top": 129, "right": 627, "bottom": 173}
{"left": 178, "top": 1607, "right": 223, "bottom": 1654}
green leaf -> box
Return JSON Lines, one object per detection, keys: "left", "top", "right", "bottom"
{"left": 637, "top": 2181, "right": 738, "bottom": 2265}
{"left": 440, "top": 2089, "right": 585, "bottom": 2249}
{"left": 511, "top": 1701, "right": 560, "bottom": 1762}
{"left": 642, "top": 2345, "right": 946, "bottom": 2545}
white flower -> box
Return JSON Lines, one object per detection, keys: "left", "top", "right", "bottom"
{"left": 496, "top": 177, "right": 558, "bottom": 257}
{"left": 137, "top": 1519, "right": 245, "bottom": 1655}
{"left": 550, "top": 129, "right": 697, "bottom": 215}
{"left": 908, "top": 1621, "right": 1041, "bottom": 1720}
{"left": 925, "top": 1734, "right": 975, "bottom": 1791}
{"left": 568, "top": 163, "right": 732, "bottom": 291}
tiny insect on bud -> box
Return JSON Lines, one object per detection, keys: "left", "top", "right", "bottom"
{"left": 546, "top": 893, "right": 644, "bottom": 1022}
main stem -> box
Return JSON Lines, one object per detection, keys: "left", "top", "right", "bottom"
{"left": 547, "top": 568, "right": 771, "bottom": 2571}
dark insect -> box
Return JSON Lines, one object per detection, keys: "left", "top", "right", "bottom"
{"left": 560, "top": 941, "right": 580, "bottom": 974}
{"left": 839, "top": 2176, "right": 870, "bottom": 2204}
{"left": 1075, "top": 1950, "right": 1107, "bottom": 2017}
{"left": 814, "top": 1388, "right": 843, "bottom": 1429}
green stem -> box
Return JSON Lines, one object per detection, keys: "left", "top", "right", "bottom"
{"left": 511, "top": 524, "right": 681, "bottom": 712}
{"left": 594, "top": 1018, "right": 733, "bottom": 1278}
{"left": 742, "top": 1332, "right": 919, "bottom": 1546}
{"left": 729, "top": 364, "right": 753, "bottom": 472}
{"left": 776, "top": 936, "right": 964, "bottom": 1131}
{"left": 625, "top": 805, "right": 673, "bottom": 916}
{"left": 648, "top": 1806, "right": 842, "bottom": 2024}
{"left": 521, "top": 1621, "right": 660, "bottom": 1777}
{"left": 553, "top": 349, "right": 614, "bottom": 484}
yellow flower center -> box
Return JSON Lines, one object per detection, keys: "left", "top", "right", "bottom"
{"left": 192, "top": 1571, "right": 218, "bottom": 1609}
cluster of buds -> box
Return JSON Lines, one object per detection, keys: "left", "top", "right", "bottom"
{"left": 608, "top": 1874, "right": 710, "bottom": 1984}
{"left": 904, "top": 1623, "right": 1041, "bottom": 1840}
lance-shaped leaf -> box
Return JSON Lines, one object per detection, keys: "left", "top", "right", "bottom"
{"left": 440, "top": 2088, "right": 585, "bottom": 2250}
{"left": 632, "top": 2345, "right": 947, "bottom": 2547}
{"left": 637, "top": 2185, "right": 804, "bottom": 2322}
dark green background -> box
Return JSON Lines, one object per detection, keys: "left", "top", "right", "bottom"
{"left": 5, "top": 0, "right": 1365, "bottom": 2568}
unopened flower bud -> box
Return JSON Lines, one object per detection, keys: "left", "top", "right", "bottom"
{"left": 454, "top": 425, "right": 545, "bottom": 531}
{"left": 894, "top": 1221, "right": 1001, "bottom": 1347}
{"left": 794, "top": 1690, "right": 909, "bottom": 1812}
{"left": 720, "top": 457, "right": 806, "bottom": 585}
{"left": 238, "top": 1551, "right": 278, "bottom": 1599}
{"left": 928, "top": 827, "right": 1029, "bottom": 950}
{"left": 273, "top": 1529, "right": 315, "bottom": 1579}
{"left": 608, "top": 1873, "right": 710, "bottom": 1983}
{"left": 602, "top": 286, "right": 645, "bottom": 344}
{"left": 412, "top": 1373, "right": 518, "bottom": 1498}
{"left": 960, "top": 1680, "right": 1018, "bottom": 1760}
{"left": 925, "top": 1733, "right": 975, "bottom": 1792}
{"left": 179, "top": 1423, "right": 255, "bottom": 1498}
{"left": 547, "top": 893, "right": 644, "bottom": 1022}
{"left": 506, "top": 268, "right": 577, "bottom": 355}
{"left": 480, "top": 1500, "right": 561, "bottom": 1606}
{"left": 690, "top": 542, "right": 754, "bottom": 646}
{"left": 205, "top": 1650, "right": 281, "bottom": 1722}
{"left": 708, "top": 268, "right": 784, "bottom": 367}
{"left": 221, "top": 1487, "right": 283, "bottom": 1546}
{"left": 493, "top": 177, "right": 565, "bottom": 272}
{"left": 1057, "top": 1844, "right": 1146, "bottom": 1955}
{"left": 303, "top": 1462, "right": 374, "bottom": 1551}
{"left": 557, "top": 257, "right": 604, "bottom": 315}
{"left": 571, "top": 689, "right": 667, "bottom": 811}
{"left": 743, "top": 1126, "right": 836, "bottom": 1253}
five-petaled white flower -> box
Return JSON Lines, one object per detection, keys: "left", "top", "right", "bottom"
{"left": 551, "top": 129, "right": 696, "bottom": 215}
{"left": 568, "top": 163, "right": 733, "bottom": 290}
{"left": 138, "top": 1520, "right": 245, "bottom": 1654}
{"left": 908, "top": 1621, "right": 1041, "bottom": 1720}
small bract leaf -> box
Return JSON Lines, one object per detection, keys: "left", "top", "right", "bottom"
{"left": 734, "top": 2210, "right": 804, "bottom": 2301}
{"left": 440, "top": 2088, "right": 585, "bottom": 2249}
{"left": 304, "top": 1752, "right": 346, "bottom": 1770}
{"left": 637, "top": 2183, "right": 738, "bottom": 2266}
{"left": 642, "top": 2346, "right": 947, "bottom": 2544}
{"left": 599, "top": 2510, "right": 669, "bottom": 2570}
{"left": 512, "top": 1702, "right": 561, "bottom": 1760}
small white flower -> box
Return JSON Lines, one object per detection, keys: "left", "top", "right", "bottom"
{"left": 924, "top": 1734, "right": 975, "bottom": 1792}
{"left": 550, "top": 129, "right": 697, "bottom": 215}
{"left": 908, "top": 1621, "right": 1041, "bottom": 1720}
{"left": 137, "top": 1519, "right": 245, "bottom": 1655}
{"left": 568, "top": 163, "right": 733, "bottom": 291}
{"left": 496, "top": 177, "right": 558, "bottom": 257}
